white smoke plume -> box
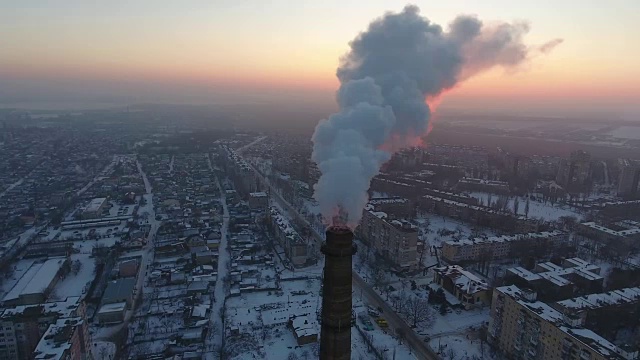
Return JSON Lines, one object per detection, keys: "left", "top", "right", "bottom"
{"left": 312, "top": 5, "right": 561, "bottom": 227}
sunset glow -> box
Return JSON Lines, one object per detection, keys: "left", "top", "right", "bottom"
{"left": 1, "top": 0, "right": 639, "bottom": 115}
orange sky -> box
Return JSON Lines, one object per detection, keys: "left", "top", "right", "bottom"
{"left": 1, "top": 1, "right": 639, "bottom": 116}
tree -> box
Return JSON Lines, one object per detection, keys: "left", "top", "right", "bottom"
{"left": 405, "top": 296, "right": 431, "bottom": 327}
{"left": 371, "top": 267, "right": 386, "bottom": 289}
{"left": 98, "top": 346, "right": 108, "bottom": 360}
{"left": 524, "top": 198, "right": 530, "bottom": 218}
{"left": 439, "top": 302, "right": 447, "bottom": 315}
{"left": 513, "top": 197, "right": 520, "bottom": 215}
{"left": 445, "top": 348, "right": 457, "bottom": 360}
{"left": 71, "top": 259, "right": 82, "bottom": 275}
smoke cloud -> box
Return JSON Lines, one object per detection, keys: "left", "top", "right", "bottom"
{"left": 312, "top": 5, "right": 561, "bottom": 227}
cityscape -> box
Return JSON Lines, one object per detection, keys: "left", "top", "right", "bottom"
{"left": 1, "top": 1, "right": 640, "bottom": 360}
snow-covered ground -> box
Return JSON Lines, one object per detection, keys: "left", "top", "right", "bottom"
{"left": 0, "top": 258, "right": 36, "bottom": 299}
{"left": 92, "top": 341, "right": 116, "bottom": 360}
{"left": 415, "top": 215, "right": 496, "bottom": 250}
{"left": 469, "top": 192, "right": 583, "bottom": 221}
{"left": 54, "top": 254, "right": 95, "bottom": 298}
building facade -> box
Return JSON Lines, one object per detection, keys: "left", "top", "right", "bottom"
{"left": 358, "top": 207, "right": 418, "bottom": 269}
{"left": 489, "top": 286, "right": 635, "bottom": 360}
{"left": 433, "top": 265, "right": 490, "bottom": 309}
{"left": 618, "top": 160, "right": 640, "bottom": 197}
{"left": 442, "top": 230, "right": 568, "bottom": 264}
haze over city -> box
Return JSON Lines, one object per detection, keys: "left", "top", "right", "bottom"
{"left": 1, "top": 2, "right": 640, "bottom": 360}
{"left": 2, "top": 0, "right": 640, "bottom": 118}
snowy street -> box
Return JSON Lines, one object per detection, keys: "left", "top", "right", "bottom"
{"left": 205, "top": 153, "right": 231, "bottom": 358}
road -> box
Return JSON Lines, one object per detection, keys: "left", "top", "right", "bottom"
{"left": 602, "top": 161, "right": 610, "bottom": 187}
{"left": 205, "top": 153, "right": 231, "bottom": 358}
{"left": 238, "top": 137, "right": 438, "bottom": 359}
{"left": 0, "top": 178, "right": 24, "bottom": 198}
{"left": 236, "top": 135, "right": 267, "bottom": 154}
{"left": 76, "top": 155, "right": 119, "bottom": 197}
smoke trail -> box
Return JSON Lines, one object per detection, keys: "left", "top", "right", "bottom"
{"left": 312, "top": 5, "right": 561, "bottom": 227}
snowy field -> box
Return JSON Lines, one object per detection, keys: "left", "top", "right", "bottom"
{"left": 415, "top": 215, "right": 496, "bottom": 249}
{"left": 469, "top": 192, "right": 583, "bottom": 222}
{"left": 0, "top": 258, "right": 36, "bottom": 299}
{"left": 608, "top": 126, "right": 640, "bottom": 140}
{"left": 53, "top": 254, "right": 95, "bottom": 298}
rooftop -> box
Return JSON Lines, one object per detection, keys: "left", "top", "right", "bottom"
{"left": 3, "top": 257, "right": 67, "bottom": 303}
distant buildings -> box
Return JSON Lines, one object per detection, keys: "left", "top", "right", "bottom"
{"left": 617, "top": 159, "right": 640, "bottom": 197}
{"left": 82, "top": 197, "right": 107, "bottom": 219}
{"left": 358, "top": 205, "right": 418, "bottom": 269}
{"left": 556, "top": 150, "right": 592, "bottom": 191}
{"left": 489, "top": 285, "right": 638, "bottom": 360}
{"left": 456, "top": 177, "right": 510, "bottom": 194}
{"left": 248, "top": 191, "right": 268, "bottom": 210}
{"left": 420, "top": 195, "right": 539, "bottom": 233}
{"left": 441, "top": 230, "right": 568, "bottom": 264}
{"left": 576, "top": 221, "right": 640, "bottom": 246}
{"left": 222, "top": 146, "right": 258, "bottom": 198}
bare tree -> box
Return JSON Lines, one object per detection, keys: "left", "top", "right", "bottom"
{"left": 371, "top": 267, "right": 386, "bottom": 289}
{"left": 445, "top": 348, "right": 457, "bottom": 360}
{"left": 71, "top": 259, "right": 82, "bottom": 275}
{"left": 98, "top": 346, "right": 108, "bottom": 360}
{"left": 405, "top": 296, "right": 430, "bottom": 327}
{"left": 524, "top": 198, "right": 530, "bottom": 218}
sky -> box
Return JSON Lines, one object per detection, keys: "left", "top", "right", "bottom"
{"left": 1, "top": 0, "right": 639, "bottom": 117}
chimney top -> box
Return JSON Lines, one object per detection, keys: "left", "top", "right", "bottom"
{"left": 327, "top": 225, "right": 352, "bottom": 235}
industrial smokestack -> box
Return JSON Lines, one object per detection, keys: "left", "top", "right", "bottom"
{"left": 320, "top": 226, "right": 356, "bottom": 360}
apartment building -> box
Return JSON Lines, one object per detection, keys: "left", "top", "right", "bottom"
{"left": 489, "top": 286, "right": 636, "bottom": 360}
{"left": 420, "top": 195, "right": 539, "bottom": 233}
{"left": 442, "top": 230, "right": 568, "bottom": 264}
{"left": 0, "top": 297, "right": 84, "bottom": 360}
{"left": 367, "top": 197, "right": 413, "bottom": 218}
{"left": 553, "top": 287, "right": 640, "bottom": 342}
{"left": 617, "top": 159, "right": 640, "bottom": 197}
{"left": 33, "top": 317, "right": 91, "bottom": 360}
{"left": 268, "top": 206, "right": 308, "bottom": 267}
{"left": 358, "top": 206, "right": 418, "bottom": 270}
{"left": 222, "top": 146, "right": 257, "bottom": 198}
{"left": 575, "top": 221, "right": 640, "bottom": 246}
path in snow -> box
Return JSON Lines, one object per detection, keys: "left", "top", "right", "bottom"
{"left": 0, "top": 178, "right": 24, "bottom": 198}
{"left": 236, "top": 135, "right": 266, "bottom": 154}
{"left": 205, "top": 153, "right": 231, "bottom": 359}
{"left": 76, "top": 155, "right": 119, "bottom": 197}
{"left": 95, "top": 159, "right": 159, "bottom": 340}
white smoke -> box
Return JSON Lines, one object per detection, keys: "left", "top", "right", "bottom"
{"left": 312, "top": 5, "right": 562, "bottom": 227}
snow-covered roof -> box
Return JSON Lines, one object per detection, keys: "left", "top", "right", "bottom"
{"left": 445, "top": 230, "right": 566, "bottom": 247}
{"left": 3, "top": 257, "right": 67, "bottom": 303}
{"left": 2, "top": 297, "right": 81, "bottom": 319}
{"left": 33, "top": 317, "right": 84, "bottom": 360}
{"left": 97, "top": 301, "right": 127, "bottom": 314}
{"left": 556, "top": 287, "right": 640, "bottom": 311}
{"left": 497, "top": 285, "right": 631, "bottom": 359}
{"left": 435, "top": 265, "right": 489, "bottom": 294}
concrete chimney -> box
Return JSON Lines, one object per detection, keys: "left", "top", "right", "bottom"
{"left": 320, "top": 225, "right": 356, "bottom": 360}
